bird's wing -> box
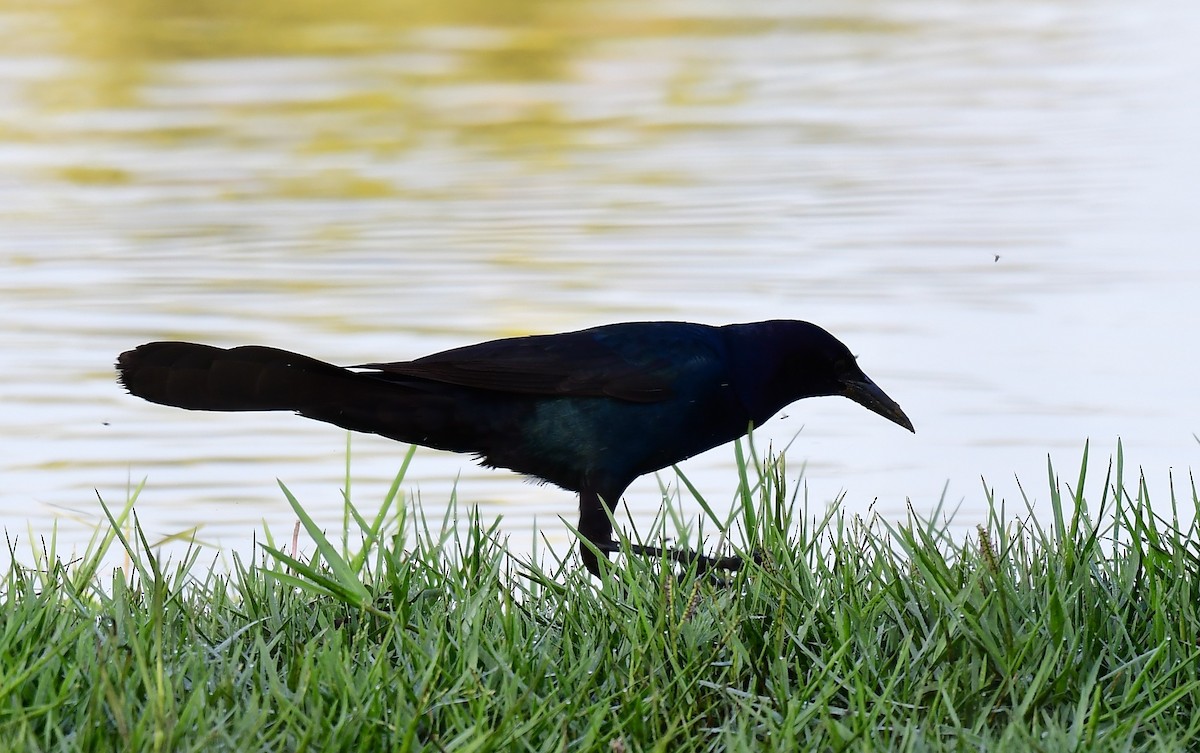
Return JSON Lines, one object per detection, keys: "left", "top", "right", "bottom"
{"left": 356, "top": 325, "right": 723, "bottom": 403}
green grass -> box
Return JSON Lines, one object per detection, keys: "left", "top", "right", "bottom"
{"left": 3, "top": 442, "right": 1200, "bottom": 751}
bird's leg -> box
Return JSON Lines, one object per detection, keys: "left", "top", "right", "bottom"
{"left": 578, "top": 487, "right": 744, "bottom": 576}
{"left": 579, "top": 486, "right": 745, "bottom": 577}
{"left": 577, "top": 489, "right": 614, "bottom": 578}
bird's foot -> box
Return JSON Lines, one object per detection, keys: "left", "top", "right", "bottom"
{"left": 598, "top": 540, "right": 747, "bottom": 577}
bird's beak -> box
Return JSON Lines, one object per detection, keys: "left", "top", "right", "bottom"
{"left": 841, "top": 377, "right": 915, "bottom": 433}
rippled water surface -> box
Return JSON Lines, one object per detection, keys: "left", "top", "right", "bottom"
{"left": 2, "top": 0, "right": 1198, "bottom": 569}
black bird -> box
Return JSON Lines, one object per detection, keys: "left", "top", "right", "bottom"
{"left": 116, "top": 320, "right": 913, "bottom": 575}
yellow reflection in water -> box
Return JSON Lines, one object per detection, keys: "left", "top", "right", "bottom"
{"left": 0, "top": 0, "right": 915, "bottom": 199}
{"left": 1, "top": 0, "right": 623, "bottom": 168}
{"left": 36, "top": 0, "right": 584, "bottom": 63}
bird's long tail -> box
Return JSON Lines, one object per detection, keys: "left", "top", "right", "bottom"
{"left": 116, "top": 341, "right": 371, "bottom": 412}
{"left": 116, "top": 341, "right": 481, "bottom": 454}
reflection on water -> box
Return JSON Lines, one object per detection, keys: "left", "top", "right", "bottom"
{"left": 1, "top": 0, "right": 1198, "bottom": 570}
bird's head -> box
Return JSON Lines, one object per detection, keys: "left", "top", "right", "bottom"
{"left": 733, "top": 320, "right": 915, "bottom": 433}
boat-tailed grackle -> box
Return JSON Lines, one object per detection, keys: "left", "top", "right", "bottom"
{"left": 116, "top": 320, "right": 914, "bottom": 575}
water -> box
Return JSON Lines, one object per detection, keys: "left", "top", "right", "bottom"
{"left": 2, "top": 0, "right": 1197, "bottom": 570}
